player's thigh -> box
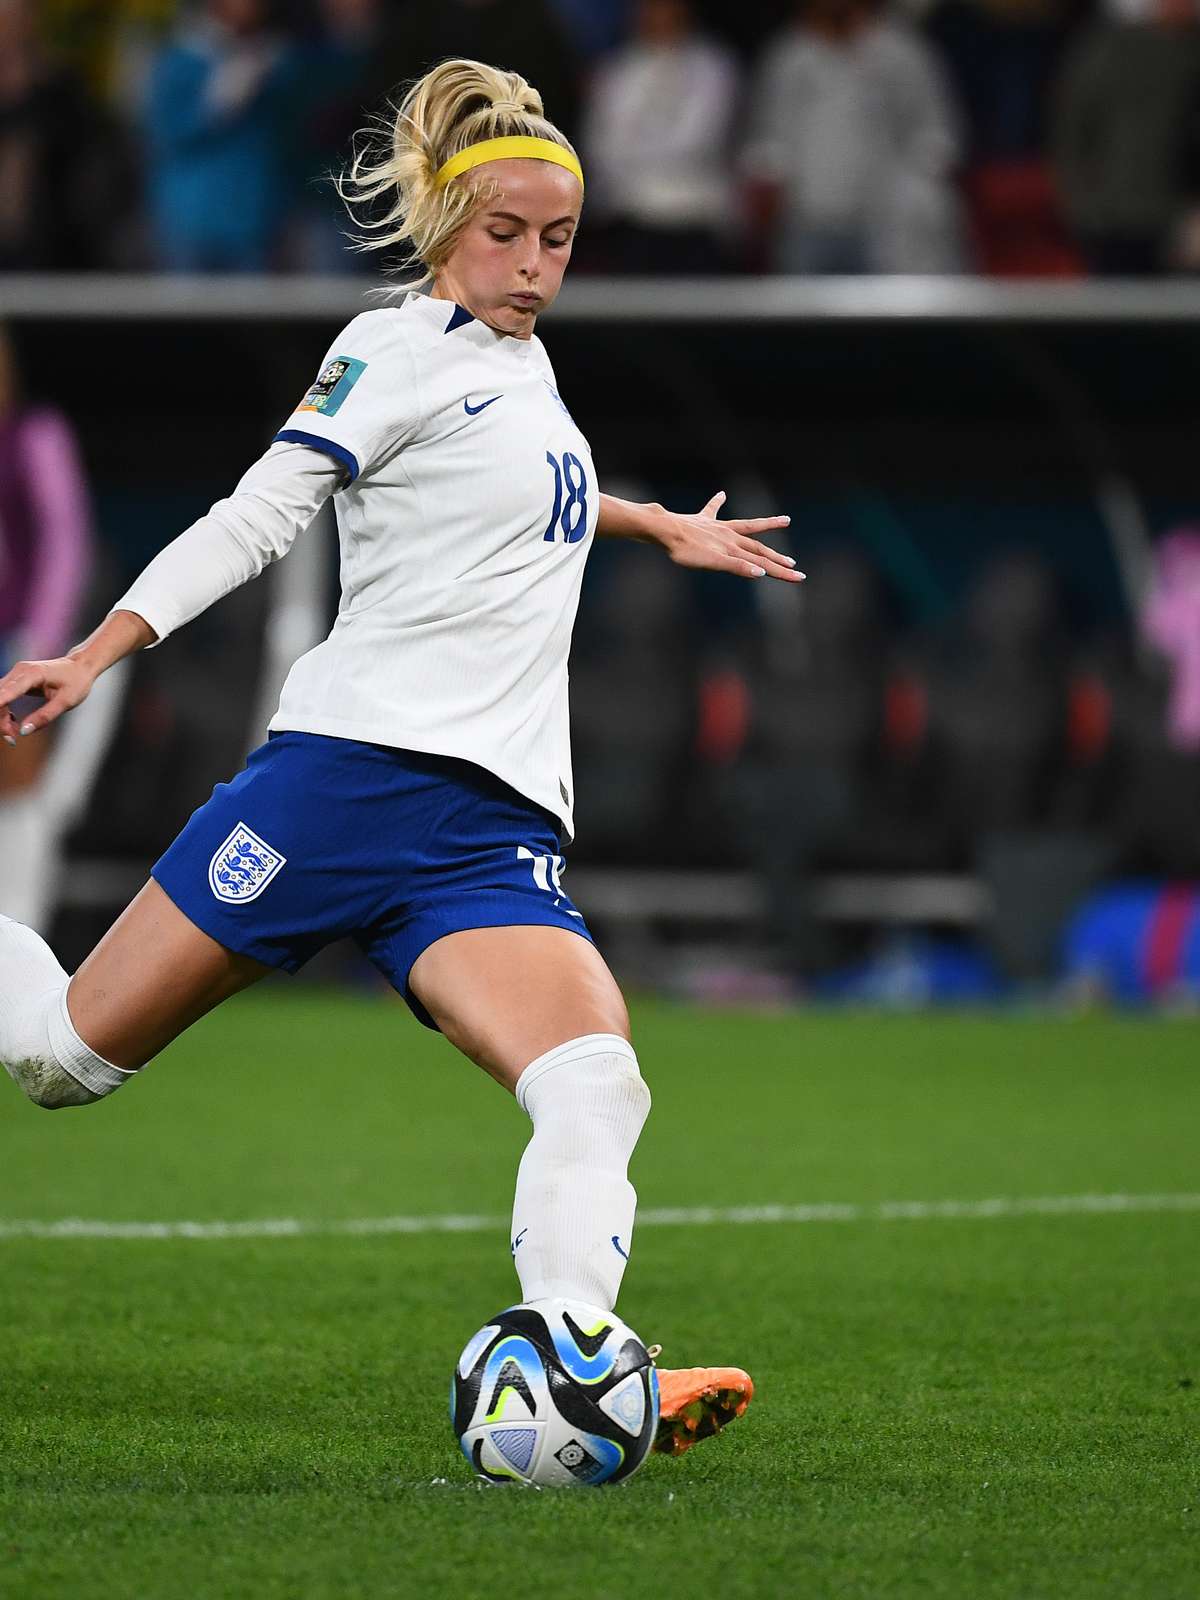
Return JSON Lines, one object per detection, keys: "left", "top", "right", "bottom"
{"left": 68, "top": 877, "right": 274, "bottom": 1070}
{"left": 408, "top": 925, "right": 631, "bottom": 1092}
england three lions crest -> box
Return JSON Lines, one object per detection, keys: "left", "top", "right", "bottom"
{"left": 208, "top": 822, "right": 287, "bottom": 904}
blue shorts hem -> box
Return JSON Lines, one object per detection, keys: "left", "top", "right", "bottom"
{"left": 149, "top": 731, "right": 594, "bottom": 1033}
{"left": 150, "top": 866, "right": 308, "bottom": 975}
{"left": 372, "top": 910, "right": 596, "bottom": 1030}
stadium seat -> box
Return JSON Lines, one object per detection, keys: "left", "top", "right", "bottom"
{"left": 569, "top": 548, "right": 695, "bottom": 866}
{"left": 730, "top": 547, "right": 891, "bottom": 968}
{"left": 919, "top": 551, "right": 1071, "bottom": 862}
{"left": 1087, "top": 643, "right": 1200, "bottom": 877}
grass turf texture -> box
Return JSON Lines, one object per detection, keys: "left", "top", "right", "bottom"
{"left": 1, "top": 993, "right": 1196, "bottom": 1599}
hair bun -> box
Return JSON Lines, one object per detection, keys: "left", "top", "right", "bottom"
{"left": 338, "top": 59, "right": 570, "bottom": 279}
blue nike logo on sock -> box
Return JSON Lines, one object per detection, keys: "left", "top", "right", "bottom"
{"left": 612, "top": 1235, "right": 629, "bottom": 1260}
{"left": 464, "top": 394, "right": 502, "bottom": 415}
{"left": 512, "top": 1228, "right": 528, "bottom": 1256}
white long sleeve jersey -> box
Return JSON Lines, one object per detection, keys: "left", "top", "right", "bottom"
{"left": 114, "top": 292, "right": 599, "bottom": 836}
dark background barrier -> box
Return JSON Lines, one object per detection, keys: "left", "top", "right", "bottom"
{"left": 7, "top": 287, "right": 1199, "bottom": 991}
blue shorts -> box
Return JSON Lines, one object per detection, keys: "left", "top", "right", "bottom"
{"left": 151, "top": 730, "right": 594, "bottom": 1029}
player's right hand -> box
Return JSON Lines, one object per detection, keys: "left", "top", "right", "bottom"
{"left": 0, "top": 655, "right": 96, "bottom": 747}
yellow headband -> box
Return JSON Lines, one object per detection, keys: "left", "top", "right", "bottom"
{"left": 434, "top": 136, "right": 584, "bottom": 192}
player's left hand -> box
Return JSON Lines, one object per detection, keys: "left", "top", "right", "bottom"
{"left": 657, "top": 491, "right": 804, "bottom": 583}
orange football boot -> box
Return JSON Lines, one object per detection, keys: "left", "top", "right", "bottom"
{"left": 651, "top": 1357, "right": 755, "bottom": 1456}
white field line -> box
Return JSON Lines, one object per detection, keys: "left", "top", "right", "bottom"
{"left": 0, "top": 1192, "right": 1196, "bottom": 1242}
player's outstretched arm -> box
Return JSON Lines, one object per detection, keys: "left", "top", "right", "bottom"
{"left": 0, "top": 609, "right": 154, "bottom": 747}
{"left": 1, "top": 440, "right": 340, "bottom": 749}
{"left": 596, "top": 490, "right": 804, "bottom": 584}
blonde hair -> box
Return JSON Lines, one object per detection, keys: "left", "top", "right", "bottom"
{"left": 338, "top": 58, "right": 579, "bottom": 282}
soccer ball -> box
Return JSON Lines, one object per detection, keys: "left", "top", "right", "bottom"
{"left": 451, "top": 1298, "right": 660, "bottom": 1486}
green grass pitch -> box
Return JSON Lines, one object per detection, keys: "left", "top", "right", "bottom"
{"left": 1, "top": 990, "right": 1196, "bottom": 1599}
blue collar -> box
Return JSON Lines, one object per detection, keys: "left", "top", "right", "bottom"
{"left": 444, "top": 302, "right": 475, "bottom": 333}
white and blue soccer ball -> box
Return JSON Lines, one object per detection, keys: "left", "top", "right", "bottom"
{"left": 451, "top": 1298, "right": 660, "bottom": 1486}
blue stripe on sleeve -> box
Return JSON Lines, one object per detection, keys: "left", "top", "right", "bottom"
{"left": 274, "top": 429, "right": 360, "bottom": 482}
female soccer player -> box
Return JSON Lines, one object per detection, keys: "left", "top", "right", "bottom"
{"left": 0, "top": 59, "right": 800, "bottom": 1457}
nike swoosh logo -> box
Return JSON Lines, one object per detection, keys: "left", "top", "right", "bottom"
{"left": 464, "top": 394, "right": 503, "bottom": 416}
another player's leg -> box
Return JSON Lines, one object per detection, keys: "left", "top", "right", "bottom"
{"left": 0, "top": 715, "right": 56, "bottom": 931}
{"left": 408, "top": 924, "right": 752, "bottom": 1455}
{"left": 1, "top": 878, "right": 272, "bottom": 1107}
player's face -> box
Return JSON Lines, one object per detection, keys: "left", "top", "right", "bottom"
{"left": 436, "top": 161, "right": 582, "bottom": 340}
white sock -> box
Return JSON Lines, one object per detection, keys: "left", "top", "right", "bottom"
{"left": 510, "top": 1033, "right": 651, "bottom": 1312}
{"left": 0, "top": 788, "right": 56, "bottom": 933}
{"left": 0, "top": 916, "right": 132, "bottom": 1105}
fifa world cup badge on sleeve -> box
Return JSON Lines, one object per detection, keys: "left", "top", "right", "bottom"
{"left": 298, "top": 356, "right": 367, "bottom": 417}
{"left": 208, "top": 822, "right": 287, "bottom": 904}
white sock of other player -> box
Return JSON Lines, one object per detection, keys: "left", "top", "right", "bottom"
{"left": 0, "top": 916, "right": 134, "bottom": 1108}
{"left": 510, "top": 1033, "right": 651, "bottom": 1312}
{"left": 0, "top": 787, "right": 57, "bottom": 933}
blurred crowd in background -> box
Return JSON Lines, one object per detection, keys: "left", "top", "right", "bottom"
{"left": 8, "top": 0, "right": 1200, "bottom": 278}
{"left": 6, "top": 0, "right": 1200, "bottom": 1010}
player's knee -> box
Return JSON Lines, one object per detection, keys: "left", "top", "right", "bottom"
{"left": 4, "top": 986, "right": 80, "bottom": 1109}
{"left": 29, "top": 1080, "right": 74, "bottom": 1111}
{"left": 5, "top": 990, "right": 54, "bottom": 1070}
{"left": 2, "top": 975, "right": 129, "bottom": 1109}
{"left": 520, "top": 1033, "right": 650, "bottom": 1137}
{"left": 620, "top": 1052, "right": 652, "bottom": 1132}
{"left": 571, "top": 1037, "right": 651, "bottom": 1135}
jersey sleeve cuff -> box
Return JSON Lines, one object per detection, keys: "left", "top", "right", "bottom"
{"left": 274, "top": 429, "right": 360, "bottom": 483}
{"left": 108, "top": 599, "right": 171, "bottom": 649}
